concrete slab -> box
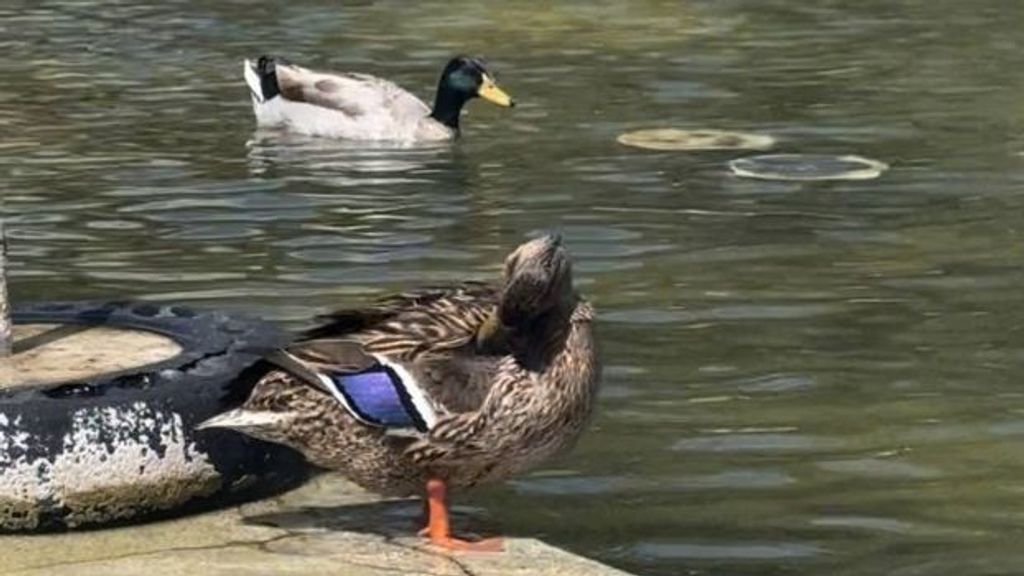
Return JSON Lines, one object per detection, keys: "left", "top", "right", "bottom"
{"left": 2, "top": 474, "right": 632, "bottom": 576}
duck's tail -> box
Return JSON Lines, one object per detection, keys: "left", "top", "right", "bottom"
{"left": 243, "top": 55, "right": 283, "bottom": 104}
{"left": 196, "top": 408, "right": 290, "bottom": 432}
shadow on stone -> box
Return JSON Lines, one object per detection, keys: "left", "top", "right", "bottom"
{"left": 12, "top": 323, "right": 91, "bottom": 355}
{"left": 4, "top": 474, "right": 634, "bottom": 576}
{"left": 244, "top": 497, "right": 503, "bottom": 542}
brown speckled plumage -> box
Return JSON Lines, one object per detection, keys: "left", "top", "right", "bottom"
{"left": 200, "top": 235, "right": 599, "bottom": 498}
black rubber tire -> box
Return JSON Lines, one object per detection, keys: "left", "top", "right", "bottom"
{"left": 0, "top": 301, "right": 308, "bottom": 532}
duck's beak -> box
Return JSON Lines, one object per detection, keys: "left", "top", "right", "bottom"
{"left": 478, "top": 74, "right": 515, "bottom": 107}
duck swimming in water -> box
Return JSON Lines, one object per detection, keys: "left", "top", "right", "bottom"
{"left": 198, "top": 235, "right": 599, "bottom": 550}
{"left": 243, "top": 55, "right": 515, "bottom": 142}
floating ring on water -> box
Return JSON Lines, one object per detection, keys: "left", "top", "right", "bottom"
{"left": 617, "top": 128, "right": 775, "bottom": 151}
{"left": 729, "top": 154, "right": 889, "bottom": 181}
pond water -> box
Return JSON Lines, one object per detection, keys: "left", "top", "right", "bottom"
{"left": 6, "top": 1, "right": 1024, "bottom": 574}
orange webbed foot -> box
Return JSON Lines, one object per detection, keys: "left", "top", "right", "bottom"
{"left": 419, "top": 478, "right": 503, "bottom": 553}
{"left": 428, "top": 535, "right": 504, "bottom": 552}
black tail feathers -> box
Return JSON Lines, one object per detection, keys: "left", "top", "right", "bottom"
{"left": 254, "top": 55, "right": 285, "bottom": 101}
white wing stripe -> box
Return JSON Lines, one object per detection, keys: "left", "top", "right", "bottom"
{"left": 374, "top": 354, "right": 438, "bottom": 429}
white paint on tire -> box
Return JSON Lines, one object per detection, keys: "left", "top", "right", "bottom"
{"left": 0, "top": 402, "right": 219, "bottom": 529}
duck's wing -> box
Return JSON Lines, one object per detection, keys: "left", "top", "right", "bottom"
{"left": 273, "top": 337, "right": 503, "bottom": 436}
{"left": 254, "top": 58, "right": 430, "bottom": 120}
{"left": 304, "top": 282, "right": 500, "bottom": 359}
{"left": 271, "top": 282, "right": 505, "bottom": 432}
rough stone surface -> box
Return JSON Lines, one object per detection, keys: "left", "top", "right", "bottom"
{"left": 2, "top": 323, "right": 183, "bottom": 389}
{"left": 1, "top": 475, "right": 632, "bottom": 576}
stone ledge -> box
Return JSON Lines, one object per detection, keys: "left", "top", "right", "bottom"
{"left": 2, "top": 475, "right": 632, "bottom": 576}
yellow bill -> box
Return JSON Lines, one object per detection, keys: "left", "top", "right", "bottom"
{"left": 478, "top": 74, "right": 515, "bottom": 107}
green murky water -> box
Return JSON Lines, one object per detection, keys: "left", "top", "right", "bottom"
{"left": 6, "top": 1, "right": 1024, "bottom": 574}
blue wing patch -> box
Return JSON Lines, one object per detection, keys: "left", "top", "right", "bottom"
{"left": 325, "top": 364, "right": 429, "bottom": 432}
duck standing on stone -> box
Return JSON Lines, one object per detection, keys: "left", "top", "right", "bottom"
{"left": 243, "top": 55, "right": 515, "bottom": 141}
{"left": 198, "top": 235, "right": 600, "bottom": 550}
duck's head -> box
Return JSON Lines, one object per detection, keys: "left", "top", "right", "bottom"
{"left": 499, "top": 234, "right": 574, "bottom": 327}
{"left": 431, "top": 56, "right": 515, "bottom": 128}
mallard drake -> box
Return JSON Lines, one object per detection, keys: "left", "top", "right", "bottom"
{"left": 198, "top": 235, "right": 599, "bottom": 550}
{"left": 243, "top": 55, "right": 515, "bottom": 142}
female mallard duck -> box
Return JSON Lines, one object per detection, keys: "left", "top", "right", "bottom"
{"left": 243, "top": 55, "right": 515, "bottom": 141}
{"left": 198, "top": 235, "right": 599, "bottom": 550}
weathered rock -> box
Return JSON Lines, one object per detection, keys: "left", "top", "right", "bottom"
{"left": 2, "top": 475, "right": 633, "bottom": 576}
